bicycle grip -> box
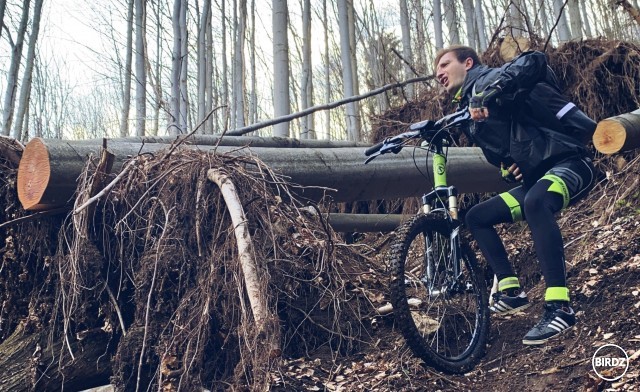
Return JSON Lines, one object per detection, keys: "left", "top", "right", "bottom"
{"left": 364, "top": 141, "right": 384, "bottom": 156}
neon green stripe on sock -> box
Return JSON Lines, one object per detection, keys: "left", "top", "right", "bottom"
{"left": 545, "top": 287, "right": 570, "bottom": 302}
{"left": 498, "top": 277, "right": 520, "bottom": 291}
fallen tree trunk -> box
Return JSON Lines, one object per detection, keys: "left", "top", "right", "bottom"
{"left": 80, "top": 135, "right": 369, "bottom": 148}
{"left": 0, "top": 323, "right": 112, "bottom": 391}
{"left": 17, "top": 138, "right": 511, "bottom": 210}
{"left": 325, "top": 213, "right": 410, "bottom": 232}
{"left": 593, "top": 109, "right": 640, "bottom": 154}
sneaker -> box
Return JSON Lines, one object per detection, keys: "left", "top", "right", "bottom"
{"left": 522, "top": 303, "right": 576, "bottom": 345}
{"left": 489, "top": 291, "right": 531, "bottom": 315}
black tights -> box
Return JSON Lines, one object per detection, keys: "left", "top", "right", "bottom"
{"left": 465, "top": 180, "right": 566, "bottom": 288}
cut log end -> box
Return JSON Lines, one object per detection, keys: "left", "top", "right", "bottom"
{"left": 17, "top": 138, "right": 51, "bottom": 211}
{"left": 593, "top": 112, "right": 640, "bottom": 155}
{"left": 593, "top": 119, "right": 627, "bottom": 154}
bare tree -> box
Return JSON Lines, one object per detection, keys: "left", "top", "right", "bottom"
{"left": 475, "top": 0, "right": 487, "bottom": 51}
{"left": 443, "top": 0, "right": 460, "bottom": 45}
{"left": 433, "top": 0, "right": 444, "bottom": 50}
{"left": 197, "top": 0, "right": 211, "bottom": 133}
{"left": 568, "top": 0, "right": 583, "bottom": 40}
{"left": 553, "top": 0, "right": 571, "bottom": 42}
{"left": 14, "top": 0, "right": 45, "bottom": 141}
{"left": 135, "top": 0, "right": 147, "bottom": 136}
{"left": 399, "top": 0, "right": 414, "bottom": 98}
{"left": 249, "top": 0, "right": 257, "bottom": 125}
{"left": 0, "top": 0, "right": 7, "bottom": 40}
{"left": 120, "top": 0, "right": 134, "bottom": 137}
{"left": 233, "top": 0, "right": 247, "bottom": 128}
{"left": 338, "top": 0, "right": 360, "bottom": 141}
{"left": 272, "top": 0, "right": 290, "bottom": 137}
{"left": 300, "top": 0, "right": 314, "bottom": 139}
{"left": 2, "top": 0, "right": 32, "bottom": 136}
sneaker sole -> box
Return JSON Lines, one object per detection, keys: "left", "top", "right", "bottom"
{"left": 522, "top": 324, "right": 574, "bottom": 345}
{"left": 490, "top": 302, "right": 532, "bottom": 316}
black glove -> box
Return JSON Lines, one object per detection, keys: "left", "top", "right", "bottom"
{"left": 470, "top": 80, "right": 505, "bottom": 110}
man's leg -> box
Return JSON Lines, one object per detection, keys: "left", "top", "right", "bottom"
{"left": 466, "top": 187, "right": 530, "bottom": 315}
{"left": 521, "top": 158, "right": 595, "bottom": 345}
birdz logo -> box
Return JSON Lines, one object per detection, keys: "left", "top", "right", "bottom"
{"left": 592, "top": 344, "right": 629, "bottom": 381}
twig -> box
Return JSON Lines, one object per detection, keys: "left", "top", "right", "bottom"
{"left": 0, "top": 208, "right": 68, "bottom": 229}
{"left": 104, "top": 283, "right": 127, "bottom": 337}
{"left": 224, "top": 76, "right": 433, "bottom": 136}
{"left": 73, "top": 160, "right": 136, "bottom": 215}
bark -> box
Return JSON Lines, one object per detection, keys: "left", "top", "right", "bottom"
{"left": 2, "top": 0, "right": 31, "bottom": 136}
{"left": 207, "top": 169, "right": 269, "bottom": 330}
{"left": 338, "top": 0, "right": 360, "bottom": 141}
{"left": 120, "top": 0, "right": 135, "bottom": 137}
{"left": 568, "top": 0, "right": 582, "bottom": 40}
{"left": 17, "top": 138, "right": 511, "bottom": 210}
{"left": 233, "top": 0, "right": 247, "bottom": 128}
{"left": 323, "top": 0, "right": 331, "bottom": 139}
{"left": 399, "top": 0, "right": 414, "bottom": 98}
{"left": 553, "top": 0, "right": 571, "bottom": 42}
{"left": 443, "top": 0, "right": 460, "bottom": 45}
{"left": 13, "top": 0, "right": 44, "bottom": 142}
{"left": 300, "top": 0, "right": 315, "bottom": 139}
{"left": 0, "top": 323, "right": 112, "bottom": 391}
{"left": 0, "top": 135, "right": 24, "bottom": 166}
{"left": 474, "top": 0, "right": 487, "bottom": 51}
{"left": 170, "top": 0, "right": 183, "bottom": 135}
{"left": 593, "top": 110, "right": 640, "bottom": 154}
{"left": 325, "top": 213, "right": 410, "bottom": 232}
{"left": 197, "top": 0, "right": 211, "bottom": 134}
{"left": 461, "top": 0, "right": 476, "bottom": 48}
{"left": 272, "top": 0, "right": 290, "bottom": 137}
{"left": 179, "top": 0, "right": 189, "bottom": 133}
{"left": 249, "top": 0, "right": 257, "bottom": 125}
{"left": 135, "top": 0, "right": 147, "bottom": 136}
{"left": 433, "top": 0, "right": 444, "bottom": 50}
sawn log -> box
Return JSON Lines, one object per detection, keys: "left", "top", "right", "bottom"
{"left": 17, "top": 137, "right": 511, "bottom": 211}
{"left": 593, "top": 109, "right": 640, "bottom": 154}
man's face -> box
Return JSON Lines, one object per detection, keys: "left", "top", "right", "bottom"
{"left": 436, "top": 52, "right": 473, "bottom": 95}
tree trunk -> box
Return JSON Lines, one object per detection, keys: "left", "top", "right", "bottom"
{"left": 433, "top": 0, "right": 444, "bottom": 50}
{"left": 120, "top": 0, "right": 135, "bottom": 138}
{"left": 325, "top": 213, "right": 410, "bottom": 232}
{"left": 135, "top": 0, "right": 147, "bottom": 136}
{"left": 13, "top": 0, "right": 44, "bottom": 142}
{"left": 17, "top": 138, "right": 512, "bottom": 210}
{"left": 338, "top": 0, "right": 360, "bottom": 141}
{"left": 568, "top": 0, "right": 582, "bottom": 40}
{"left": 249, "top": 0, "right": 257, "bottom": 126}
{"left": 272, "top": 0, "right": 290, "bottom": 137}
{"left": 233, "top": 0, "right": 247, "bottom": 129}
{"left": 323, "top": 0, "right": 331, "bottom": 139}
{"left": 170, "top": 0, "right": 184, "bottom": 135}
{"left": 593, "top": 110, "right": 640, "bottom": 154}
{"left": 2, "top": 0, "right": 31, "bottom": 136}
{"left": 461, "top": 0, "right": 476, "bottom": 48}
{"left": 197, "top": 0, "right": 211, "bottom": 134}
{"left": 399, "top": 0, "right": 414, "bottom": 99}
{"left": 553, "top": 0, "right": 571, "bottom": 42}
{"left": 474, "top": 0, "right": 487, "bottom": 51}
{"left": 443, "top": 0, "right": 460, "bottom": 45}
{"left": 300, "top": 0, "right": 315, "bottom": 139}
{"left": 180, "top": 0, "right": 189, "bottom": 133}
{"left": 0, "top": 323, "right": 112, "bottom": 391}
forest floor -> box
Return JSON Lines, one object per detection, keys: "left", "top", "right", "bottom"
{"left": 270, "top": 153, "right": 640, "bottom": 392}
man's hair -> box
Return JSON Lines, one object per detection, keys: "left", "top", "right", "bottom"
{"left": 434, "top": 45, "right": 482, "bottom": 69}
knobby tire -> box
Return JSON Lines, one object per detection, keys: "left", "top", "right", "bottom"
{"left": 389, "top": 213, "right": 490, "bottom": 374}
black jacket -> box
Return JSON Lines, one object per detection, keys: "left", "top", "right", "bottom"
{"left": 457, "top": 51, "right": 596, "bottom": 188}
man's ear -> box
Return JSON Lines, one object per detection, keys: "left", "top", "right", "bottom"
{"left": 464, "top": 57, "right": 474, "bottom": 70}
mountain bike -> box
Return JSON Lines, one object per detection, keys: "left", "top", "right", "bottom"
{"left": 364, "top": 108, "right": 489, "bottom": 374}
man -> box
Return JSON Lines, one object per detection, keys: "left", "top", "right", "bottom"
{"left": 435, "top": 45, "right": 596, "bottom": 345}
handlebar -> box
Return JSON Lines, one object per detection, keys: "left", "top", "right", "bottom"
{"left": 364, "top": 108, "right": 471, "bottom": 163}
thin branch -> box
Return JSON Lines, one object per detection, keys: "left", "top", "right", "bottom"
{"left": 0, "top": 208, "right": 68, "bottom": 229}
{"left": 73, "top": 160, "right": 136, "bottom": 215}
{"left": 544, "top": 0, "right": 569, "bottom": 51}
{"left": 225, "top": 76, "right": 434, "bottom": 136}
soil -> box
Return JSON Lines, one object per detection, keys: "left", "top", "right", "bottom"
{"left": 271, "top": 153, "right": 640, "bottom": 392}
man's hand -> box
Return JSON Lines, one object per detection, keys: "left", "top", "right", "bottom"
{"left": 500, "top": 163, "right": 522, "bottom": 183}
{"left": 469, "top": 81, "right": 504, "bottom": 121}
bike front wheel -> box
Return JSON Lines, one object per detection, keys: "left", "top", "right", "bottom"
{"left": 389, "top": 213, "right": 489, "bottom": 374}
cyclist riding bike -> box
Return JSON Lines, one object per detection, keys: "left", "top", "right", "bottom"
{"left": 435, "top": 45, "right": 596, "bottom": 345}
